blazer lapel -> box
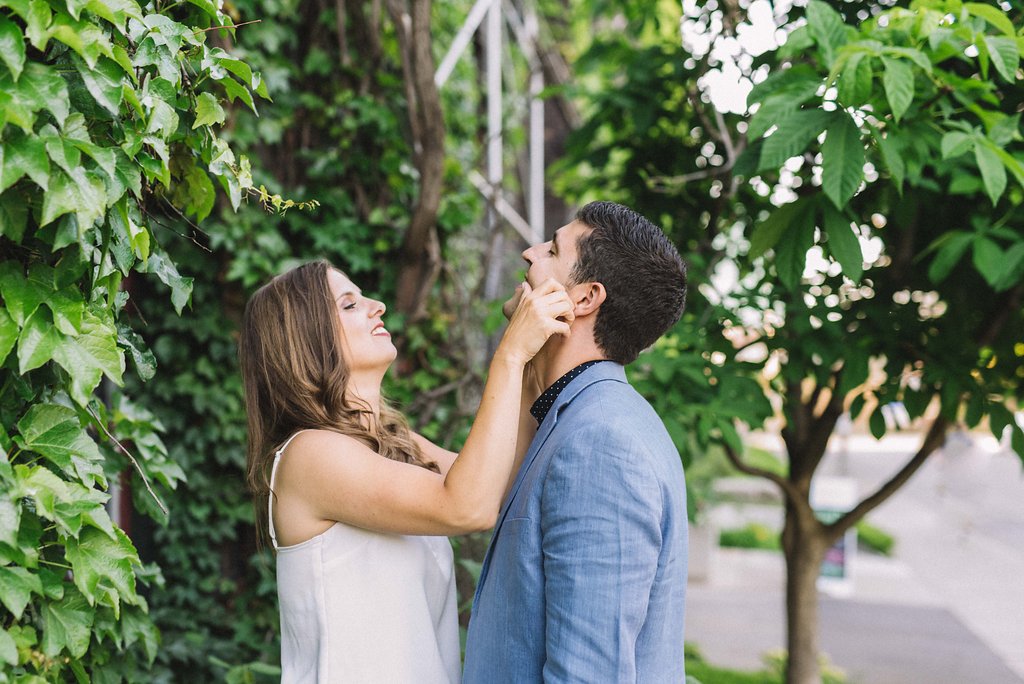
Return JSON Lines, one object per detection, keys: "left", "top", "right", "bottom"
{"left": 473, "top": 362, "right": 627, "bottom": 599}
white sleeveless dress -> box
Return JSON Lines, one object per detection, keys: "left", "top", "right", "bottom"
{"left": 270, "top": 432, "right": 462, "bottom": 683}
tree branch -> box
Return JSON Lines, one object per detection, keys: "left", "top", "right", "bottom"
{"left": 826, "top": 414, "right": 948, "bottom": 542}
{"left": 723, "top": 441, "right": 802, "bottom": 508}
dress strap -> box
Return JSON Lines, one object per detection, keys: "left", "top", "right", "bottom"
{"left": 268, "top": 430, "right": 311, "bottom": 549}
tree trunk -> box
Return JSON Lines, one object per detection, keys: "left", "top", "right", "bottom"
{"left": 783, "top": 502, "right": 828, "bottom": 684}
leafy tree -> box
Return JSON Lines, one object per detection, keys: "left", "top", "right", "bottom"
{"left": 560, "top": 1, "right": 1024, "bottom": 682}
{"left": 0, "top": 0, "right": 296, "bottom": 677}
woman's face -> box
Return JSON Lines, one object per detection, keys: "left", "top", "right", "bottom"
{"left": 326, "top": 269, "right": 397, "bottom": 371}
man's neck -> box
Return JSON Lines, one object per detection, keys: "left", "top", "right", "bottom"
{"left": 533, "top": 334, "right": 607, "bottom": 390}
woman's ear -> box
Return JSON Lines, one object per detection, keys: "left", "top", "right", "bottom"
{"left": 572, "top": 281, "right": 607, "bottom": 318}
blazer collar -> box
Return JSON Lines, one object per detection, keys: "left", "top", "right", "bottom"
{"left": 495, "top": 361, "right": 626, "bottom": 528}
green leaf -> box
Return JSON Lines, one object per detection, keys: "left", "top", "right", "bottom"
{"left": 749, "top": 199, "right": 810, "bottom": 259}
{"left": 25, "top": 0, "right": 50, "bottom": 49}
{"left": 927, "top": 231, "right": 973, "bottom": 283}
{"left": 882, "top": 56, "right": 913, "bottom": 123}
{"left": 12, "top": 62, "right": 70, "bottom": 126}
{"left": 747, "top": 64, "right": 821, "bottom": 110}
{"left": 0, "top": 14, "right": 26, "bottom": 81}
{"left": 65, "top": 527, "right": 138, "bottom": 611}
{"left": 0, "top": 189, "right": 29, "bottom": 242}
{"left": 758, "top": 109, "right": 831, "bottom": 170}
{"left": 984, "top": 36, "right": 1020, "bottom": 83}
{"left": 51, "top": 309, "right": 125, "bottom": 405}
{"left": 14, "top": 463, "right": 71, "bottom": 522}
{"left": 40, "top": 169, "right": 80, "bottom": 227}
{"left": 192, "top": 91, "right": 225, "bottom": 129}
{"left": 173, "top": 164, "right": 215, "bottom": 221}
{"left": 965, "top": 3, "right": 1016, "bottom": 37}
{"left": 219, "top": 76, "right": 256, "bottom": 113}
{"left": 941, "top": 131, "right": 973, "bottom": 159}
{"left": 972, "top": 237, "right": 1004, "bottom": 287}
{"left": 821, "top": 111, "right": 864, "bottom": 209}
{"left": 49, "top": 13, "right": 109, "bottom": 69}
{"left": 807, "top": 0, "right": 847, "bottom": 66}
{"left": 0, "top": 133, "right": 49, "bottom": 192}
{"left": 836, "top": 52, "right": 872, "bottom": 105}
{"left": 74, "top": 56, "right": 124, "bottom": 116}
{"left": 0, "top": 628, "right": 16, "bottom": 667}
{"left": 0, "top": 261, "right": 50, "bottom": 326}
{"left": 989, "top": 404, "right": 1015, "bottom": 440}
{"left": 873, "top": 128, "right": 905, "bottom": 189}
{"left": 84, "top": 0, "right": 142, "bottom": 28}
{"left": 17, "top": 404, "right": 103, "bottom": 480}
{"left": 0, "top": 308, "right": 16, "bottom": 367}
{"left": 869, "top": 406, "right": 886, "bottom": 439}
{"left": 975, "top": 140, "right": 1006, "bottom": 205}
{"left": 17, "top": 307, "right": 64, "bottom": 373}
{"left": 773, "top": 202, "right": 817, "bottom": 289}
{"left": 47, "top": 287, "right": 84, "bottom": 334}
{"left": 41, "top": 591, "right": 92, "bottom": 658}
{"left": 823, "top": 204, "right": 863, "bottom": 281}
{"left": 143, "top": 251, "right": 193, "bottom": 314}
{"left": 117, "top": 322, "right": 156, "bottom": 380}
{"left": 0, "top": 566, "right": 43, "bottom": 619}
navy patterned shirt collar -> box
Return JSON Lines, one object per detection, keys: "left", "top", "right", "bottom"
{"left": 529, "top": 360, "right": 604, "bottom": 425}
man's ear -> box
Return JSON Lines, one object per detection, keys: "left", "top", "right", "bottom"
{"left": 572, "top": 281, "right": 606, "bottom": 317}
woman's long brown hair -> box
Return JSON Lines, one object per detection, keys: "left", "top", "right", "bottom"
{"left": 238, "top": 260, "right": 437, "bottom": 548}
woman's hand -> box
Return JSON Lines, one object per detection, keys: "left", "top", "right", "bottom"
{"left": 497, "top": 279, "right": 574, "bottom": 366}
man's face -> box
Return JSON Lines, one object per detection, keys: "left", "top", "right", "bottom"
{"left": 521, "top": 220, "right": 590, "bottom": 289}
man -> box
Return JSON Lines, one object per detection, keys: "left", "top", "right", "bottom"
{"left": 463, "top": 201, "right": 689, "bottom": 682}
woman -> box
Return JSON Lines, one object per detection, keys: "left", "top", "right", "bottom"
{"left": 238, "top": 260, "right": 572, "bottom": 683}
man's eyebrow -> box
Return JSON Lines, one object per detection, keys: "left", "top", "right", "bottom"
{"left": 552, "top": 229, "right": 561, "bottom": 251}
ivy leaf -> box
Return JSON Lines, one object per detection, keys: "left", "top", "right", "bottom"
{"left": 0, "top": 189, "right": 29, "bottom": 242}
{"left": 869, "top": 406, "right": 886, "bottom": 439}
{"left": 175, "top": 164, "right": 216, "bottom": 221}
{"left": 0, "top": 566, "right": 43, "bottom": 619}
{"left": 192, "top": 92, "right": 225, "bottom": 129}
{"left": 758, "top": 109, "right": 831, "bottom": 171}
{"left": 74, "top": 56, "right": 124, "bottom": 116}
{"left": 974, "top": 140, "right": 1006, "bottom": 205}
{"left": 47, "top": 287, "right": 84, "bottom": 335}
{"left": 16, "top": 62, "right": 70, "bottom": 126}
{"left": 17, "top": 307, "right": 64, "bottom": 373}
{"left": 0, "top": 261, "right": 51, "bottom": 327}
{"left": 64, "top": 527, "right": 138, "bottom": 612}
{"left": 0, "top": 15, "right": 26, "bottom": 81}
{"left": 16, "top": 404, "right": 103, "bottom": 481}
{"left": 119, "top": 606, "right": 159, "bottom": 664}
{"left": 0, "top": 628, "right": 15, "bottom": 667}
{"left": 984, "top": 36, "right": 1020, "bottom": 84}
{"left": 821, "top": 111, "right": 864, "bottom": 209}
{"left": 25, "top": 0, "right": 50, "bottom": 49}
{"left": 14, "top": 464, "right": 71, "bottom": 523}
{"left": 881, "top": 56, "right": 913, "bottom": 123}
{"left": 0, "top": 308, "right": 17, "bottom": 367}
{"left": 40, "top": 170, "right": 79, "bottom": 227}
{"left": 41, "top": 590, "right": 92, "bottom": 658}
{"left": 51, "top": 309, "right": 126, "bottom": 406}
{"left": 0, "top": 132, "right": 49, "bottom": 192}
{"left": 219, "top": 76, "right": 257, "bottom": 114}
{"left": 143, "top": 251, "right": 193, "bottom": 314}
{"left": 823, "top": 204, "right": 864, "bottom": 281}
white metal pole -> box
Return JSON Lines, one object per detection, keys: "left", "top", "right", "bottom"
{"left": 435, "top": 0, "right": 497, "bottom": 87}
{"left": 525, "top": 3, "right": 544, "bottom": 244}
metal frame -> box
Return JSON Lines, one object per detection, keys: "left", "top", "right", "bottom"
{"left": 435, "top": 0, "right": 545, "bottom": 246}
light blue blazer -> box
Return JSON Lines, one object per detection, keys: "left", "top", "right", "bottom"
{"left": 463, "top": 362, "right": 688, "bottom": 683}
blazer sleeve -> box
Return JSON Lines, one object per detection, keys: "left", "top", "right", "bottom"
{"left": 539, "top": 433, "right": 664, "bottom": 683}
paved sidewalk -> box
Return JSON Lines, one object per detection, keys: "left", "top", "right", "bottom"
{"left": 686, "top": 431, "right": 1024, "bottom": 683}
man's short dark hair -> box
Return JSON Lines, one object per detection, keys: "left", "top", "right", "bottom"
{"left": 570, "top": 201, "right": 687, "bottom": 365}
